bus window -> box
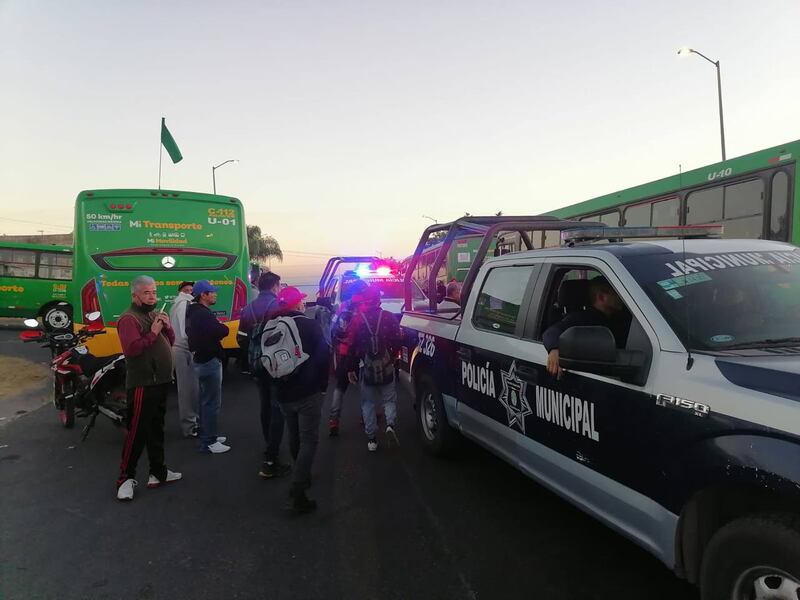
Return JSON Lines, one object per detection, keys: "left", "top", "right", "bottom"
{"left": 0, "top": 248, "right": 36, "bottom": 278}
{"left": 687, "top": 187, "right": 723, "bottom": 225}
{"left": 687, "top": 179, "right": 764, "bottom": 238}
{"left": 770, "top": 171, "right": 790, "bottom": 241}
{"left": 38, "top": 252, "right": 73, "bottom": 280}
{"left": 623, "top": 203, "right": 650, "bottom": 227}
{"left": 580, "top": 211, "right": 619, "bottom": 226}
{"left": 543, "top": 230, "right": 560, "bottom": 248}
{"left": 651, "top": 197, "right": 679, "bottom": 226}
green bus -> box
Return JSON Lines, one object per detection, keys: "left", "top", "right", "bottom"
{"left": 72, "top": 189, "right": 250, "bottom": 357}
{"left": 539, "top": 139, "right": 797, "bottom": 246}
{"left": 0, "top": 242, "right": 74, "bottom": 325}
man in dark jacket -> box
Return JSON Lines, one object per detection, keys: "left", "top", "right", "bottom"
{"left": 116, "top": 275, "right": 181, "bottom": 501}
{"left": 542, "top": 277, "right": 626, "bottom": 379}
{"left": 345, "top": 285, "right": 402, "bottom": 452}
{"left": 240, "top": 272, "right": 289, "bottom": 478}
{"left": 270, "top": 286, "right": 330, "bottom": 514}
{"left": 187, "top": 280, "right": 231, "bottom": 454}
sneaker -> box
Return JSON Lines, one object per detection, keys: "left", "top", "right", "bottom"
{"left": 328, "top": 419, "right": 339, "bottom": 437}
{"left": 205, "top": 441, "right": 231, "bottom": 454}
{"left": 258, "top": 461, "right": 291, "bottom": 479}
{"left": 367, "top": 438, "right": 378, "bottom": 452}
{"left": 117, "top": 478, "right": 137, "bottom": 501}
{"left": 147, "top": 470, "right": 182, "bottom": 489}
{"left": 385, "top": 425, "right": 400, "bottom": 447}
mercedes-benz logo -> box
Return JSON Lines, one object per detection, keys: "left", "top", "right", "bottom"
{"left": 161, "top": 256, "right": 176, "bottom": 269}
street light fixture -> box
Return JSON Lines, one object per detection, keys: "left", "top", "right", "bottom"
{"left": 212, "top": 159, "right": 239, "bottom": 194}
{"left": 677, "top": 47, "right": 726, "bottom": 161}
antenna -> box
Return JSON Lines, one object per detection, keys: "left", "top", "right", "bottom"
{"left": 679, "top": 163, "right": 694, "bottom": 370}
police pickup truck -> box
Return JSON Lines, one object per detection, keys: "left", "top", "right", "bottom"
{"left": 399, "top": 216, "right": 800, "bottom": 600}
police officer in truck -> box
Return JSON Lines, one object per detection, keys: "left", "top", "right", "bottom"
{"left": 542, "top": 276, "right": 626, "bottom": 379}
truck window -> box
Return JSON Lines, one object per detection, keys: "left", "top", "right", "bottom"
{"left": 536, "top": 266, "right": 632, "bottom": 348}
{"left": 472, "top": 265, "right": 535, "bottom": 335}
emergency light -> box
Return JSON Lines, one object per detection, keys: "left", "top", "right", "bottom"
{"left": 561, "top": 225, "right": 724, "bottom": 245}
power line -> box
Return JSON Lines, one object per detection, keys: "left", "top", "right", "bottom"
{"left": 0, "top": 216, "right": 72, "bottom": 230}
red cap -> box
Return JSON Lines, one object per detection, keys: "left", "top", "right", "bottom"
{"left": 278, "top": 286, "right": 307, "bottom": 308}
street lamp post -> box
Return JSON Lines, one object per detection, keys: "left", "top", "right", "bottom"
{"left": 212, "top": 159, "right": 239, "bottom": 194}
{"left": 678, "top": 47, "right": 726, "bottom": 161}
{"left": 422, "top": 215, "right": 437, "bottom": 223}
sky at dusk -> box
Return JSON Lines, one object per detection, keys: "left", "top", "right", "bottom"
{"left": 1, "top": 0, "right": 799, "bottom": 283}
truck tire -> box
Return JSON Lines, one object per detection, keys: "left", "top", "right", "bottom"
{"left": 700, "top": 513, "right": 800, "bottom": 600}
{"left": 415, "top": 372, "right": 460, "bottom": 456}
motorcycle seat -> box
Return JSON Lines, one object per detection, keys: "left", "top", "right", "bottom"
{"left": 76, "top": 353, "right": 121, "bottom": 377}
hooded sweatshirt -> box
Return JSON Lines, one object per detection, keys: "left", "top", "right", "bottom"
{"left": 169, "top": 291, "right": 194, "bottom": 350}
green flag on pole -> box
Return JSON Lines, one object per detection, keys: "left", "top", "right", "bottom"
{"left": 160, "top": 118, "right": 183, "bottom": 163}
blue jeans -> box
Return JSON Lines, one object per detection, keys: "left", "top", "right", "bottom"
{"left": 360, "top": 378, "right": 397, "bottom": 439}
{"left": 193, "top": 358, "right": 222, "bottom": 451}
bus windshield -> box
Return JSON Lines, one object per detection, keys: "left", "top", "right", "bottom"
{"left": 622, "top": 248, "right": 800, "bottom": 351}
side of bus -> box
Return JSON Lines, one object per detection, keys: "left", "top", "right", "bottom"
{"left": 0, "top": 243, "right": 74, "bottom": 327}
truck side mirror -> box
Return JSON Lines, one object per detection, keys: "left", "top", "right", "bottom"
{"left": 559, "top": 326, "right": 646, "bottom": 385}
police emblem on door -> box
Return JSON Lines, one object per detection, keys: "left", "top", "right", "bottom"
{"left": 499, "top": 361, "right": 532, "bottom": 434}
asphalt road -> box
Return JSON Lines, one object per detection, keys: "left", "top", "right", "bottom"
{"left": 0, "top": 330, "right": 699, "bottom": 600}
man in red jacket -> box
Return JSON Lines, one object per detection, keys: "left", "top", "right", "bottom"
{"left": 116, "top": 275, "right": 182, "bottom": 502}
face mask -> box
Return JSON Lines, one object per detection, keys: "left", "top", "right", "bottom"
{"left": 140, "top": 302, "right": 156, "bottom": 312}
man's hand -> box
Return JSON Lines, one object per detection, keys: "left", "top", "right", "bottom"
{"left": 546, "top": 349, "right": 563, "bottom": 379}
{"left": 150, "top": 317, "right": 164, "bottom": 335}
{"left": 347, "top": 371, "right": 358, "bottom": 385}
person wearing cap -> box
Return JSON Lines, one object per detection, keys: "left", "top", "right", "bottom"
{"left": 240, "top": 271, "right": 290, "bottom": 479}
{"left": 186, "top": 280, "right": 231, "bottom": 454}
{"left": 270, "top": 286, "right": 330, "bottom": 514}
{"left": 169, "top": 281, "right": 199, "bottom": 438}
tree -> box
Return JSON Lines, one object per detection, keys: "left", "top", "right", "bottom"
{"left": 247, "top": 225, "right": 283, "bottom": 264}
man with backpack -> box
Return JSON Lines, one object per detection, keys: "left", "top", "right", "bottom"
{"left": 345, "top": 285, "right": 402, "bottom": 452}
{"left": 240, "top": 271, "right": 289, "bottom": 479}
{"left": 327, "top": 279, "right": 368, "bottom": 437}
{"left": 262, "top": 286, "right": 329, "bottom": 514}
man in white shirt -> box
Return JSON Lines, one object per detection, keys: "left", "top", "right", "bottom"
{"left": 169, "top": 281, "right": 199, "bottom": 437}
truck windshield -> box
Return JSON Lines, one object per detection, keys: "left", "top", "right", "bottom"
{"left": 622, "top": 249, "right": 800, "bottom": 351}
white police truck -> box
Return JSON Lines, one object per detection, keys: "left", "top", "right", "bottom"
{"left": 399, "top": 216, "right": 800, "bottom": 600}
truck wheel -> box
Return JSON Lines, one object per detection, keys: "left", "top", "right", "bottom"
{"left": 416, "top": 372, "right": 460, "bottom": 456}
{"left": 42, "top": 304, "right": 72, "bottom": 332}
{"left": 700, "top": 513, "right": 800, "bottom": 600}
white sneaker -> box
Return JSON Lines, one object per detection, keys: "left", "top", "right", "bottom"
{"left": 147, "top": 470, "right": 183, "bottom": 489}
{"left": 117, "top": 478, "right": 137, "bottom": 501}
{"left": 367, "top": 439, "right": 378, "bottom": 452}
{"left": 207, "top": 441, "right": 231, "bottom": 454}
{"left": 216, "top": 436, "right": 227, "bottom": 444}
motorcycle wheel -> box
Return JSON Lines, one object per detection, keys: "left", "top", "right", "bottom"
{"left": 59, "top": 381, "right": 76, "bottom": 429}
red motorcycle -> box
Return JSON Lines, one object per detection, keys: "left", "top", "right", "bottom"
{"left": 20, "top": 314, "right": 127, "bottom": 441}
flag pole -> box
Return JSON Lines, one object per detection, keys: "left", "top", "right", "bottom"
{"left": 158, "top": 118, "right": 164, "bottom": 190}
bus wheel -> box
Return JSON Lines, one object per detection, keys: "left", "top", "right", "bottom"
{"left": 416, "top": 372, "right": 460, "bottom": 457}
{"left": 43, "top": 304, "right": 72, "bottom": 332}
{"left": 700, "top": 513, "right": 800, "bottom": 600}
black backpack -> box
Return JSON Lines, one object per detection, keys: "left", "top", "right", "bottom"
{"left": 361, "top": 310, "right": 394, "bottom": 386}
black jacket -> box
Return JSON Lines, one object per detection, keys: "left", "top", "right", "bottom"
{"left": 186, "top": 302, "right": 229, "bottom": 363}
{"left": 271, "top": 310, "right": 330, "bottom": 402}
